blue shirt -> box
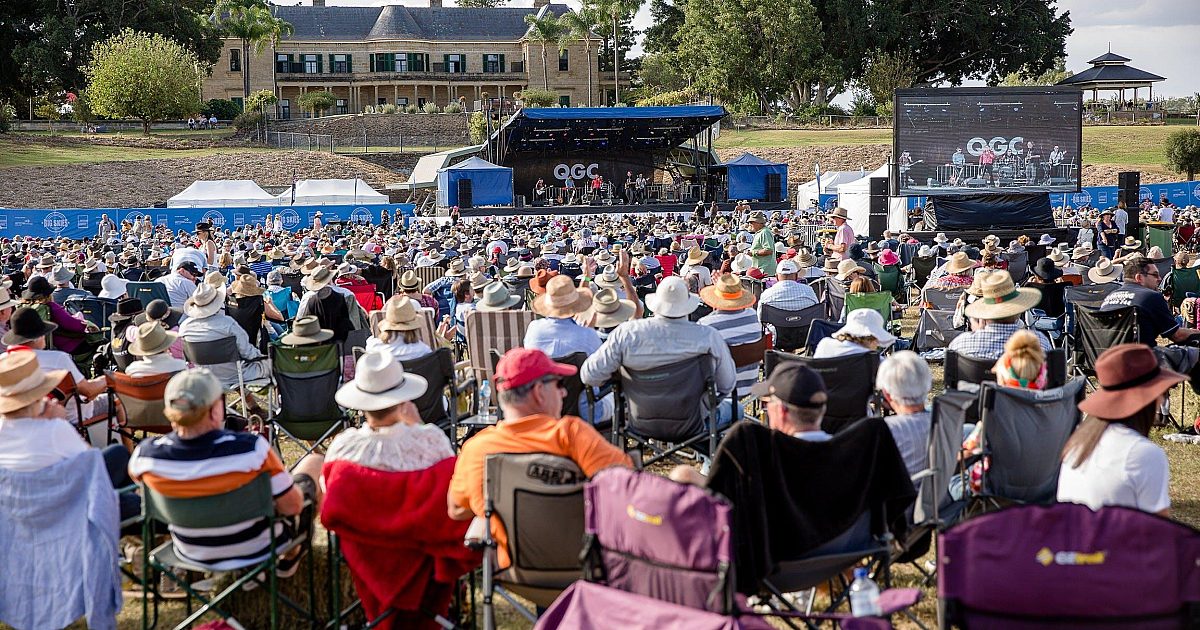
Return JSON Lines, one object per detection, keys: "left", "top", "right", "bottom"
{"left": 524, "top": 316, "right": 602, "bottom": 359}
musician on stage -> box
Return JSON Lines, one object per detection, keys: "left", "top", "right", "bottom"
{"left": 898, "top": 151, "right": 915, "bottom": 186}
{"left": 1048, "top": 145, "right": 1065, "bottom": 183}
{"left": 563, "top": 177, "right": 578, "bottom": 205}
{"left": 950, "top": 147, "right": 966, "bottom": 185}
{"left": 624, "top": 171, "right": 636, "bottom": 205}
{"left": 534, "top": 178, "right": 548, "bottom": 204}
{"left": 1024, "top": 141, "right": 1042, "bottom": 183}
{"left": 979, "top": 146, "right": 997, "bottom": 186}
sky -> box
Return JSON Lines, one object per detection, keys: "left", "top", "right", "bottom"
{"left": 319, "top": 0, "right": 1200, "bottom": 98}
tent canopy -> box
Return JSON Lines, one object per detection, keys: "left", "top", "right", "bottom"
{"left": 275, "top": 179, "right": 388, "bottom": 206}
{"left": 722, "top": 152, "right": 787, "bottom": 202}
{"left": 796, "top": 170, "right": 867, "bottom": 206}
{"left": 437, "top": 156, "right": 514, "bottom": 207}
{"left": 167, "top": 180, "right": 276, "bottom": 208}
{"left": 835, "top": 164, "right": 909, "bottom": 237}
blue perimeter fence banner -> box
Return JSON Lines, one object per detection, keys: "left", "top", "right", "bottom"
{"left": 0, "top": 204, "right": 417, "bottom": 240}
{"left": 818, "top": 179, "right": 1200, "bottom": 213}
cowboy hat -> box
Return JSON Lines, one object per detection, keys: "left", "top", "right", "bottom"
{"left": 230, "top": 273, "right": 265, "bottom": 297}
{"left": 593, "top": 249, "right": 617, "bottom": 266}
{"left": 1087, "top": 258, "right": 1121, "bottom": 284}
{"left": 282, "top": 315, "right": 334, "bottom": 346}
{"left": 878, "top": 249, "right": 900, "bottom": 266}
{"left": 944, "top": 252, "right": 978, "bottom": 275}
{"left": 1071, "top": 245, "right": 1093, "bottom": 261}
{"left": 793, "top": 249, "right": 816, "bottom": 268}
{"left": 335, "top": 349, "right": 428, "bottom": 412}
{"left": 184, "top": 283, "right": 225, "bottom": 319}
{"left": 1121, "top": 236, "right": 1142, "bottom": 250}
{"left": 532, "top": 275, "right": 592, "bottom": 318}
{"left": 516, "top": 265, "right": 536, "bottom": 279}
{"left": 0, "top": 352, "right": 67, "bottom": 414}
{"left": 0, "top": 288, "right": 14, "bottom": 312}
{"left": 835, "top": 259, "right": 866, "bottom": 280}
{"left": 503, "top": 258, "right": 521, "bottom": 274}
{"left": 444, "top": 258, "right": 466, "bottom": 277}
{"left": 835, "top": 308, "right": 897, "bottom": 347}
{"left": 731, "top": 253, "right": 754, "bottom": 274}
{"left": 2, "top": 307, "right": 58, "bottom": 346}
{"left": 129, "top": 321, "right": 178, "bottom": 357}
{"left": 398, "top": 270, "right": 421, "bottom": 292}
{"left": 964, "top": 272, "right": 1042, "bottom": 320}
{"left": 529, "top": 269, "right": 558, "bottom": 295}
{"left": 476, "top": 281, "right": 522, "bottom": 312}
{"left": 98, "top": 274, "right": 128, "bottom": 299}
{"left": 700, "top": 274, "right": 756, "bottom": 310}
{"left": 587, "top": 288, "right": 636, "bottom": 329}
{"left": 245, "top": 250, "right": 263, "bottom": 263}
{"left": 110, "top": 297, "right": 144, "bottom": 324}
{"left": 1078, "top": 344, "right": 1186, "bottom": 420}
{"left": 83, "top": 259, "right": 101, "bottom": 274}
{"left": 828, "top": 207, "right": 849, "bottom": 220}
{"left": 35, "top": 254, "right": 56, "bottom": 269}
{"left": 302, "top": 267, "right": 334, "bottom": 292}
{"left": 378, "top": 298, "right": 424, "bottom": 331}
{"left": 1032, "top": 256, "right": 1064, "bottom": 281}
{"left": 1048, "top": 249, "right": 1069, "bottom": 267}
{"left": 468, "top": 272, "right": 489, "bottom": 291}
{"left": 593, "top": 265, "right": 622, "bottom": 290}
{"left": 646, "top": 276, "right": 700, "bottom": 318}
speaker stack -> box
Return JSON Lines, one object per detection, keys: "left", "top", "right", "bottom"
{"left": 457, "top": 179, "right": 473, "bottom": 208}
{"left": 765, "top": 173, "right": 782, "bottom": 202}
{"left": 1119, "top": 171, "right": 1140, "bottom": 238}
{"left": 868, "top": 177, "right": 887, "bottom": 238}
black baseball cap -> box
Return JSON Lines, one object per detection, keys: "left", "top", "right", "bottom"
{"left": 750, "top": 363, "right": 828, "bottom": 408}
{"left": 176, "top": 261, "right": 201, "bottom": 276}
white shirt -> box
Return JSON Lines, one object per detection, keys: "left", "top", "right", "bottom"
{"left": 1160, "top": 206, "right": 1175, "bottom": 223}
{"left": 813, "top": 338, "right": 872, "bottom": 359}
{"left": 125, "top": 353, "right": 189, "bottom": 377}
{"left": 1057, "top": 424, "right": 1169, "bottom": 514}
{"left": 365, "top": 336, "right": 433, "bottom": 364}
{"left": 0, "top": 417, "right": 88, "bottom": 472}
{"left": 679, "top": 264, "right": 713, "bottom": 288}
{"left": 793, "top": 430, "right": 833, "bottom": 442}
{"left": 31, "top": 349, "right": 92, "bottom": 425}
{"left": 156, "top": 271, "right": 197, "bottom": 310}
{"left": 1113, "top": 208, "right": 1129, "bottom": 234}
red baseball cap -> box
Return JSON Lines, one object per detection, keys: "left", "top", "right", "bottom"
{"left": 494, "top": 348, "right": 577, "bottom": 391}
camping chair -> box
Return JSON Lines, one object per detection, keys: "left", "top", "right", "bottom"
{"left": 463, "top": 309, "right": 536, "bottom": 412}
{"left": 965, "top": 378, "right": 1085, "bottom": 516}
{"left": 844, "top": 291, "right": 901, "bottom": 336}
{"left": 466, "top": 453, "right": 587, "bottom": 629}
{"left": 1063, "top": 283, "right": 1119, "bottom": 338}
{"left": 611, "top": 355, "right": 722, "bottom": 468}
{"left": 945, "top": 348, "right": 1069, "bottom": 392}
{"left": 181, "top": 337, "right": 272, "bottom": 419}
{"left": 535, "top": 581, "right": 778, "bottom": 630}
{"left": 940, "top": 503, "right": 1200, "bottom": 628}
{"left": 140, "top": 472, "right": 316, "bottom": 630}
{"left": 269, "top": 342, "right": 350, "bottom": 468}
{"left": 908, "top": 256, "right": 938, "bottom": 291}
{"left": 874, "top": 263, "right": 904, "bottom": 302}
{"left": 911, "top": 309, "right": 963, "bottom": 355}
{"left": 1001, "top": 249, "right": 1029, "bottom": 283}
{"left": 1067, "top": 305, "right": 1139, "bottom": 379}
{"left": 728, "top": 336, "right": 768, "bottom": 412}
{"left": 105, "top": 370, "right": 175, "bottom": 442}
{"left": 740, "top": 276, "right": 765, "bottom": 301}
{"left": 401, "top": 347, "right": 473, "bottom": 437}
{"left": 921, "top": 286, "right": 964, "bottom": 311}
{"left": 760, "top": 302, "right": 824, "bottom": 353}
{"left": 360, "top": 266, "right": 396, "bottom": 301}
{"left": 415, "top": 266, "right": 446, "bottom": 291}
{"left": 764, "top": 350, "right": 879, "bottom": 434}
{"left": 227, "top": 294, "right": 267, "bottom": 350}
{"left": 1169, "top": 266, "right": 1200, "bottom": 307}
{"left": 64, "top": 295, "right": 118, "bottom": 331}
{"left": 125, "top": 282, "right": 170, "bottom": 310}
{"left": 337, "top": 278, "right": 384, "bottom": 313}
{"left": 802, "top": 319, "right": 843, "bottom": 356}
{"left": 821, "top": 277, "right": 846, "bottom": 321}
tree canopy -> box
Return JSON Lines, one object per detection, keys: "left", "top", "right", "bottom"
{"left": 1165, "top": 128, "right": 1200, "bottom": 182}
{"left": 86, "top": 29, "right": 206, "bottom": 135}
{"left": 211, "top": 0, "right": 294, "bottom": 99}
{"left": 297, "top": 90, "right": 337, "bottom": 117}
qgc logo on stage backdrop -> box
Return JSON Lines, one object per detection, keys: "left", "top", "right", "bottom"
{"left": 967, "top": 136, "right": 1025, "bottom": 157}
{"left": 201, "top": 210, "right": 226, "bottom": 228}
{"left": 1071, "top": 191, "right": 1092, "bottom": 207}
{"left": 554, "top": 163, "right": 600, "bottom": 181}
{"left": 280, "top": 209, "right": 300, "bottom": 230}
{"left": 349, "top": 206, "right": 373, "bottom": 223}
{"left": 43, "top": 211, "right": 69, "bottom": 235}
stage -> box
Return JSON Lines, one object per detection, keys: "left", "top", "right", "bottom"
{"left": 451, "top": 200, "right": 791, "bottom": 219}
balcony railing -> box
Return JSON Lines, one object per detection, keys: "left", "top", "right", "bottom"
{"left": 277, "top": 70, "right": 527, "bottom": 82}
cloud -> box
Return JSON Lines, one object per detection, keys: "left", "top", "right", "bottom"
{"left": 1058, "top": 0, "right": 1199, "bottom": 27}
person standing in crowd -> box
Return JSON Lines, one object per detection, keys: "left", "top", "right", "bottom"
{"left": 1114, "top": 202, "right": 1130, "bottom": 236}
{"left": 1096, "top": 209, "right": 1121, "bottom": 259}
{"left": 746, "top": 211, "right": 776, "bottom": 276}
{"left": 826, "top": 207, "right": 854, "bottom": 262}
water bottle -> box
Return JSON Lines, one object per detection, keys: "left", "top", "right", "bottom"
{"left": 478, "top": 379, "right": 492, "bottom": 421}
{"left": 849, "top": 567, "right": 881, "bottom": 617}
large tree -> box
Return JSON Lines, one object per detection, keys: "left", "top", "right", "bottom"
{"left": 1165, "top": 129, "right": 1200, "bottom": 182}
{"left": 593, "top": 0, "right": 641, "bottom": 104}
{"left": 211, "top": 0, "right": 293, "bottom": 100}
{"left": 559, "top": 5, "right": 602, "bottom": 106}
{"left": 524, "top": 13, "right": 565, "bottom": 91}
{"left": 86, "top": 29, "right": 206, "bottom": 135}
{"left": 1, "top": 0, "right": 221, "bottom": 106}
{"left": 642, "top": 0, "right": 684, "bottom": 54}
{"left": 1002, "top": 57, "right": 1073, "bottom": 86}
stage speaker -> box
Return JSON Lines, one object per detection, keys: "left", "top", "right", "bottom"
{"left": 868, "top": 177, "right": 887, "bottom": 238}
{"left": 1118, "top": 171, "right": 1140, "bottom": 208}
{"left": 765, "top": 173, "right": 782, "bottom": 202}
{"left": 457, "top": 179, "right": 473, "bottom": 208}
{"left": 515, "top": 195, "right": 525, "bottom": 209}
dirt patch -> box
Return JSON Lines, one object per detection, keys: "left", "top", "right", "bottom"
{"left": 4, "top": 133, "right": 247, "bottom": 150}
{"left": 0, "top": 150, "right": 403, "bottom": 209}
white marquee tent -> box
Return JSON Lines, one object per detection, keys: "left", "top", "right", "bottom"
{"left": 275, "top": 179, "right": 388, "bottom": 205}
{"left": 795, "top": 169, "right": 868, "bottom": 207}
{"left": 835, "top": 164, "right": 910, "bottom": 237}
{"left": 167, "top": 180, "right": 277, "bottom": 208}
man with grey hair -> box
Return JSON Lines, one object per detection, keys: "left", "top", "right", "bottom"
{"left": 876, "top": 350, "right": 932, "bottom": 477}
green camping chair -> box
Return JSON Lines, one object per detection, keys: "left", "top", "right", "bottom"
{"left": 844, "top": 291, "right": 902, "bottom": 336}
{"left": 269, "top": 342, "right": 352, "bottom": 468}
{"left": 1169, "top": 267, "right": 1200, "bottom": 308}
{"left": 875, "top": 263, "right": 905, "bottom": 302}
{"left": 140, "top": 473, "right": 316, "bottom": 630}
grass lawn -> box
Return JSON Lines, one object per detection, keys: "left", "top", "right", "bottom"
{"left": 17, "top": 127, "right": 238, "bottom": 140}
{"left": 0, "top": 139, "right": 268, "bottom": 168}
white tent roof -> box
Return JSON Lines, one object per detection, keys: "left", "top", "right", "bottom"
{"left": 275, "top": 179, "right": 388, "bottom": 205}
{"left": 387, "top": 144, "right": 484, "bottom": 191}
{"left": 835, "top": 164, "right": 890, "bottom": 195}
{"left": 167, "top": 180, "right": 277, "bottom": 208}
{"left": 796, "top": 170, "right": 868, "bottom": 205}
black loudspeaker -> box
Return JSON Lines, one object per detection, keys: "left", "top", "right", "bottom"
{"left": 765, "top": 173, "right": 782, "bottom": 202}
{"left": 1118, "top": 171, "right": 1140, "bottom": 208}
{"left": 457, "top": 179, "right": 473, "bottom": 208}
{"left": 868, "top": 177, "right": 887, "bottom": 238}
{"left": 514, "top": 195, "right": 525, "bottom": 209}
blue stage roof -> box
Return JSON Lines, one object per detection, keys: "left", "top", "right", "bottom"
{"left": 496, "top": 105, "right": 728, "bottom": 157}
{"left": 519, "top": 106, "right": 728, "bottom": 121}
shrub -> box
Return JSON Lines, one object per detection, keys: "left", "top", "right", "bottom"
{"left": 520, "top": 88, "right": 559, "bottom": 107}
{"left": 444, "top": 102, "right": 463, "bottom": 113}
{"left": 245, "top": 90, "right": 277, "bottom": 114}
{"left": 203, "top": 98, "right": 242, "bottom": 120}
{"left": 381, "top": 103, "right": 398, "bottom": 114}
{"left": 469, "top": 111, "right": 486, "bottom": 143}
{"left": 233, "top": 110, "right": 263, "bottom": 131}
{"left": 363, "top": 105, "right": 376, "bottom": 114}
{"left": 0, "top": 100, "right": 15, "bottom": 133}
{"left": 423, "top": 102, "right": 440, "bottom": 114}
{"left": 635, "top": 89, "right": 696, "bottom": 107}
{"left": 297, "top": 90, "right": 337, "bottom": 117}
{"left": 404, "top": 104, "right": 419, "bottom": 114}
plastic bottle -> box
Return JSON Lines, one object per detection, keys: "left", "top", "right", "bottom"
{"left": 478, "top": 379, "right": 492, "bottom": 421}
{"left": 849, "top": 567, "right": 881, "bottom": 617}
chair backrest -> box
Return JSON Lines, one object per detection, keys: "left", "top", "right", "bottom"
{"left": 822, "top": 277, "right": 846, "bottom": 320}
{"left": 1170, "top": 267, "right": 1200, "bottom": 308}
{"left": 1032, "top": 281, "right": 1068, "bottom": 318}
{"left": 181, "top": 337, "right": 241, "bottom": 366}
{"left": 64, "top": 296, "right": 118, "bottom": 330}
{"left": 739, "top": 277, "right": 764, "bottom": 301}
{"left": 106, "top": 370, "right": 174, "bottom": 432}
{"left": 227, "top": 294, "right": 265, "bottom": 348}
{"left": 267, "top": 286, "right": 298, "bottom": 321}
{"left": 360, "top": 266, "right": 396, "bottom": 301}
{"left": 923, "top": 285, "right": 965, "bottom": 310}
{"left": 844, "top": 291, "right": 893, "bottom": 323}
{"left": 280, "top": 272, "right": 304, "bottom": 304}
{"left": 400, "top": 347, "right": 455, "bottom": 430}
{"left": 802, "top": 318, "right": 842, "bottom": 356}
{"left": 125, "top": 282, "right": 170, "bottom": 309}
{"left": 728, "top": 336, "right": 768, "bottom": 370}
{"left": 554, "top": 352, "right": 588, "bottom": 418}
{"left": 912, "top": 308, "right": 964, "bottom": 352}
{"left": 1064, "top": 283, "right": 1119, "bottom": 335}
{"left": 583, "top": 467, "right": 735, "bottom": 614}
{"left": 338, "top": 278, "right": 384, "bottom": 312}
{"left": 343, "top": 328, "right": 371, "bottom": 358}
{"left": 415, "top": 266, "right": 445, "bottom": 290}
{"left": 1002, "top": 250, "right": 1029, "bottom": 283}
{"left": 940, "top": 503, "right": 1200, "bottom": 627}
{"left": 760, "top": 302, "right": 824, "bottom": 353}
{"left": 914, "top": 390, "right": 976, "bottom": 527}
{"left": 977, "top": 378, "right": 1085, "bottom": 504}
{"left": 1072, "top": 306, "right": 1139, "bottom": 375}
{"left": 911, "top": 256, "right": 938, "bottom": 287}
{"left": 944, "top": 349, "right": 996, "bottom": 390}
{"left": 484, "top": 453, "right": 586, "bottom": 589}
{"left": 875, "top": 264, "right": 902, "bottom": 297}
{"left": 619, "top": 356, "right": 712, "bottom": 442}
{"left": 764, "top": 350, "right": 878, "bottom": 433}
{"left": 143, "top": 472, "right": 274, "bottom": 529}
{"left": 464, "top": 309, "right": 536, "bottom": 387}
{"left": 270, "top": 342, "right": 343, "bottom": 433}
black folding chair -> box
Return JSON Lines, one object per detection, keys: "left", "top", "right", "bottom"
{"left": 126, "top": 282, "right": 170, "bottom": 309}
{"left": 611, "top": 356, "right": 722, "bottom": 468}
{"left": 802, "top": 319, "right": 842, "bottom": 356}
{"left": 1068, "top": 305, "right": 1139, "bottom": 379}
{"left": 402, "top": 347, "right": 473, "bottom": 437}
{"left": 763, "top": 350, "right": 879, "bottom": 434}
{"left": 64, "top": 295, "right": 118, "bottom": 331}
{"left": 761, "top": 302, "right": 825, "bottom": 353}
{"left": 269, "top": 342, "right": 350, "bottom": 468}
{"left": 181, "top": 337, "right": 272, "bottom": 418}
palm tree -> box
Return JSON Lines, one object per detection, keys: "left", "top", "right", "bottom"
{"left": 524, "top": 13, "right": 565, "bottom": 91}
{"left": 212, "top": 0, "right": 294, "bottom": 100}
{"left": 593, "top": 0, "right": 640, "bottom": 104}
{"left": 558, "top": 6, "right": 601, "bottom": 106}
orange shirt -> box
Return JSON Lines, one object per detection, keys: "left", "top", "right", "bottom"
{"left": 448, "top": 413, "right": 631, "bottom": 568}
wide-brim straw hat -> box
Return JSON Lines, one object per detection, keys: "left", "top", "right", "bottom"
{"left": 378, "top": 297, "right": 423, "bottom": 331}
{"left": 476, "top": 282, "right": 522, "bottom": 312}
{"left": 1087, "top": 258, "right": 1121, "bottom": 284}
{"left": 230, "top": 273, "right": 265, "bottom": 296}
{"left": 184, "top": 284, "right": 225, "bottom": 319}
{"left": 828, "top": 207, "right": 849, "bottom": 220}
{"left": 282, "top": 315, "right": 334, "bottom": 345}
{"left": 685, "top": 246, "right": 708, "bottom": 266}
{"left": 0, "top": 289, "right": 14, "bottom": 311}
{"left": 593, "top": 266, "right": 622, "bottom": 290}
{"left": 1078, "top": 344, "right": 1186, "bottom": 419}
{"left": 944, "top": 252, "right": 978, "bottom": 275}
{"left": 129, "top": 321, "right": 178, "bottom": 357}
{"left": 0, "top": 352, "right": 67, "bottom": 414}
{"left": 587, "top": 288, "right": 636, "bottom": 329}
{"left": 700, "top": 274, "right": 756, "bottom": 310}
{"left": 302, "top": 267, "right": 334, "bottom": 292}
{"left": 444, "top": 259, "right": 466, "bottom": 276}
{"left": 533, "top": 275, "right": 592, "bottom": 317}
{"left": 335, "top": 349, "right": 428, "bottom": 412}
{"left": 646, "top": 276, "right": 700, "bottom": 318}
{"left": 835, "top": 259, "right": 866, "bottom": 280}
{"left": 398, "top": 270, "right": 421, "bottom": 291}
{"left": 964, "top": 272, "right": 1043, "bottom": 320}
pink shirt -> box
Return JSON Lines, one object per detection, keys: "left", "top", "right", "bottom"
{"left": 831, "top": 223, "right": 855, "bottom": 260}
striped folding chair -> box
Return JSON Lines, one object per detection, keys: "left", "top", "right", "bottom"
{"left": 464, "top": 309, "right": 536, "bottom": 401}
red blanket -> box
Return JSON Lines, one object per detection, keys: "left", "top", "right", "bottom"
{"left": 321, "top": 458, "right": 481, "bottom": 629}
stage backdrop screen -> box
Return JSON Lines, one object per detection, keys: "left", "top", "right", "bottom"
{"left": 893, "top": 87, "right": 1082, "bottom": 197}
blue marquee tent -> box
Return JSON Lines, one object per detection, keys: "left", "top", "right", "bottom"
{"left": 437, "top": 157, "right": 514, "bottom": 207}
{"left": 723, "top": 153, "right": 788, "bottom": 201}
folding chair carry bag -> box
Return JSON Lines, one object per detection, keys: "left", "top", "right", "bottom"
{"left": 535, "top": 581, "right": 775, "bottom": 630}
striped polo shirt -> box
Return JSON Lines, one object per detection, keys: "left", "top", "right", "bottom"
{"left": 699, "top": 308, "right": 762, "bottom": 393}
{"left": 129, "top": 430, "right": 294, "bottom": 570}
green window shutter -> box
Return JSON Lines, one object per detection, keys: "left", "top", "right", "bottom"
{"left": 287, "top": 54, "right": 295, "bottom": 73}
{"left": 500, "top": 54, "right": 506, "bottom": 72}
{"left": 328, "top": 54, "right": 335, "bottom": 72}
{"left": 444, "top": 54, "right": 450, "bottom": 72}
{"left": 317, "top": 55, "right": 323, "bottom": 73}
{"left": 424, "top": 54, "right": 430, "bottom": 71}
{"left": 483, "top": 54, "right": 488, "bottom": 72}
{"left": 346, "top": 53, "right": 352, "bottom": 72}
{"left": 369, "top": 53, "right": 375, "bottom": 72}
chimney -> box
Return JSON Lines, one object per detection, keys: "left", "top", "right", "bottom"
{"left": 429, "top": 0, "right": 441, "bottom": 7}
{"left": 312, "top": 0, "right": 324, "bottom": 6}
{"left": 532, "top": 0, "right": 549, "bottom": 7}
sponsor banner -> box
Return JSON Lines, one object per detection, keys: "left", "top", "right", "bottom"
{"left": 0, "top": 204, "right": 416, "bottom": 240}
{"left": 1048, "top": 179, "right": 1200, "bottom": 210}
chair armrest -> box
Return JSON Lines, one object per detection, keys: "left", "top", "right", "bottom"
{"left": 463, "top": 515, "right": 490, "bottom": 550}
{"left": 454, "top": 359, "right": 472, "bottom": 371}
{"left": 909, "top": 468, "right": 935, "bottom": 483}
{"left": 453, "top": 375, "right": 476, "bottom": 395}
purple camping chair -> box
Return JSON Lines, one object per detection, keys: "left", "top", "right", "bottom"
{"left": 940, "top": 502, "right": 1200, "bottom": 628}
{"left": 582, "top": 466, "right": 736, "bottom": 613}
